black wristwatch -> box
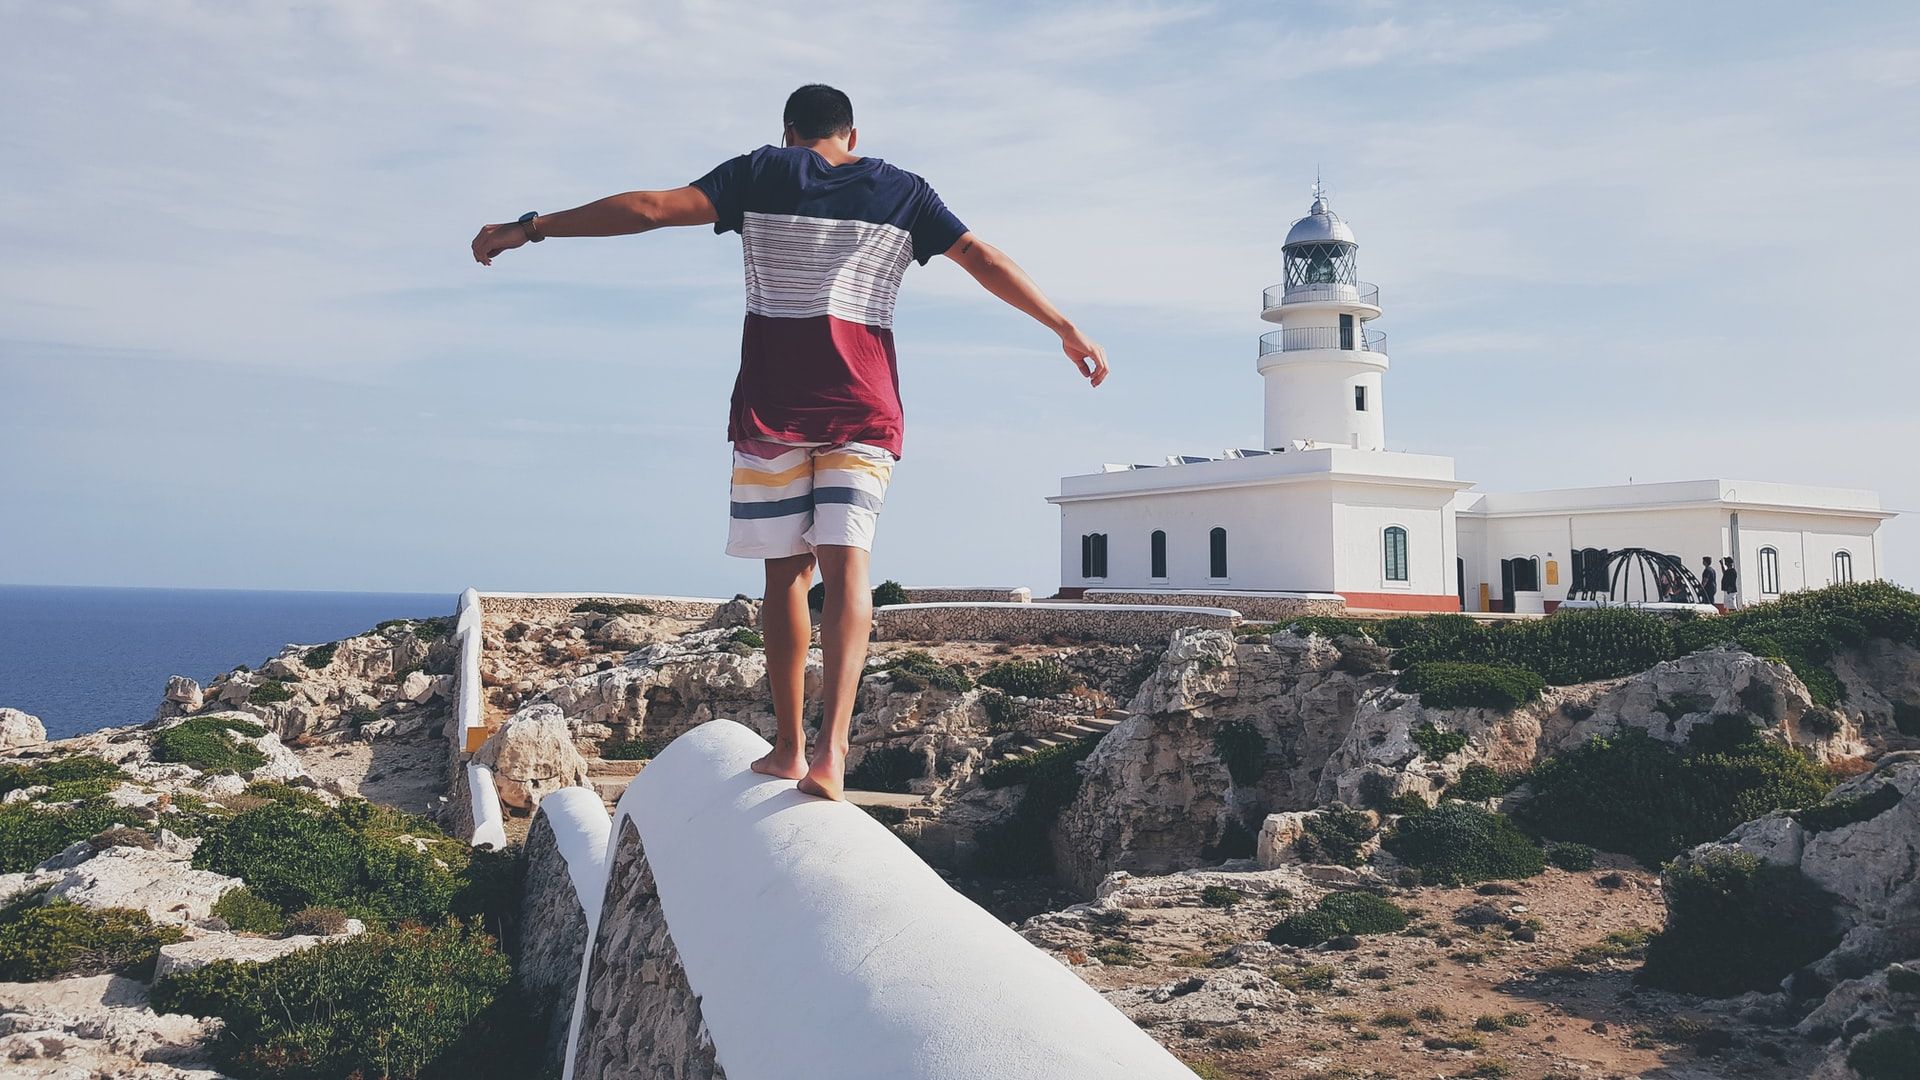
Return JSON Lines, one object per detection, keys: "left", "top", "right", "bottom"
{"left": 517, "top": 211, "right": 545, "bottom": 242}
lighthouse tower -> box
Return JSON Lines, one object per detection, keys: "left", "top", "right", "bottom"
{"left": 1258, "top": 184, "right": 1387, "bottom": 451}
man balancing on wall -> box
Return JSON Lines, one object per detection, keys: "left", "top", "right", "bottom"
{"left": 470, "top": 84, "right": 1107, "bottom": 800}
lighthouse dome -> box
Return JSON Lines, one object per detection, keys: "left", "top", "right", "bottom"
{"left": 1284, "top": 195, "right": 1356, "bottom": 247}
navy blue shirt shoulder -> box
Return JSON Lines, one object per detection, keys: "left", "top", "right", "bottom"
{"left": 691, "top": 145, "right": 967, "bottom": 265}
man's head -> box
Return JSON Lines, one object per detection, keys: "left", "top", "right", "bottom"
{"left": 1703, "top": 556, "right": 1713, "bottom": 566}
{"left": 783, "top": 84, "right": 856, "bottom": 147}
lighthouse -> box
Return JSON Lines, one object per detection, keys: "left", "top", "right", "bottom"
{"left": 1257, "top": 184, "right": 1386, "bottom": 451}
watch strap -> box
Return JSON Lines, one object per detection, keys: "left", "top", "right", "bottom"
{"left": 518, "top": 211, "right": 545, "bottom": 242}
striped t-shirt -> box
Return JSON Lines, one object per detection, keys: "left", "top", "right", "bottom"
{"left": 692, "top": 145, "right": 968, "bottom": 457}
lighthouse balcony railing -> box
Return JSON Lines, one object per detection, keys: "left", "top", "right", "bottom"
{"left": 1259, "top": 327, "right": 1386, "bottom": 355}
{"left": 1262, "top": 281, "right": 1380, "bottom": 310}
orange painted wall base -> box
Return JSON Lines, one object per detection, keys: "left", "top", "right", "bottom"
{"left": 1338, "top": 591, "right": 1462, "bottom": 612}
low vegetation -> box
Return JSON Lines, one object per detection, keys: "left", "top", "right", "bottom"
{"left": 727, "top": 627, "right": 764, "bottom": 649}
{"left": 870, "top": 579, "right": 910, "bottom": 607}
{"left": 570, "top": 600, "right": 654, "bottom": 616}
{"left": 599, "top": 736, "right": 664, "bottom": 761}
{"left": 844, "top": 746, "right": 923, "bottom": 794}
{"left": 1410, "top": 721, "right": 1469, "bottom": 759}
{"left": 1383, "top": 802, "right": 1544, "bottom": 886}
{"left": 977, "top": 658, "right": 1077, "bottom": 698}
{"left": 1847, "top": 1026, "right": 1920, "bottom": 1080}
{"left": 1267, "top": 890, "right": 1409, "bottom": 946}
{"left": 1295, "top": 806, "right": 1378, "bottom": 867}
{"left": 1448, "top": 763, "right": 1515, "bottom": 801}
{"left": 0, "top": 902, "right": 184, "bottom": 980}
{"left": 152, "top": 922, "right": 537, "bottom": 1080}
{"left": 874, "top": 650, "right": 972, "bottom": 693}
{"left": 301, "top": 642, "right": 339, "bottom": 670}
{"left": 210, "top": 886, "right": 287, "bottom": 934}
{"left": 153, "top": 715, "right": 270, "bottom": 774}
{"left": 1640, "top": 849, "right": 1841, "bottom": 997}
{"left": 976, "top": 736, "right": 1100, "bottom": 875}
{"left": 1210, "top": 720, "right": 1268, "bottom": 785}
{"left": 0, "top": 800, "right": 147, "bottom": 873}
{"left": 247, "top": 679, "right": 296, "bottom": 705}
{"left": 0, "top": 754, "right": 126, "bottom": 798}
{"left": 1793, "top": 781, "right": 1904, "bottom": 834}
{"left": 1400, "top": 661, "right": 1545, "bottom": 711}
{"left": 1516, "top": 717, "right": 1835, "bottom": 865}
{"left": 1545, "top": 841, "right": 1597, "bottom": 872}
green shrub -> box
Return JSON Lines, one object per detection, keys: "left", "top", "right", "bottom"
{"left": 1848, "top": 1026, "right": 1920, "bottom": 1080}
{"left": 191, "top": 800, "right": 463, "bottom": 925}
{"left": 1295, "top": 806, "right": 1378, "bottom": 867}
{"left": 0, "top": 902, "right": 184, "bottom": 980}
{"left": 728, "top": 627, "right": 764, "bottom": 649}
{"left": 344, "top": 707, "right": 380, "bottom": 734}
{"left": 153, "top": 922, "right": 520, "bottom": 1080}
{"left": 978, "top": 658, "right": 1076, "bottom": 698}
{"left": 1794, "top": 782, "right": 1904, "bottom": 834}
{"left": 1401, "top": 662, "right": 1545, "bottom": 712}
{"left": 0, "top": 801, "right": 146, "bottom": 873}
{"left": 975, "top": 737, "right": 1099, "bottom": 876}
{"left": 871, "top": 580, "right": 909, "bottom": 607}
{"left": 1641, "top": 849, "right": 1841, "bottom": 997}
{"left": 1894, "top": 702, "right": 1920, "bottom": 737}
{"left": 875, "top": 650, "right": 972, "bottom": 693}
{"left": 153, "top": 716, "right": 269, "bottom": 774}
{"left": 844, "top": 746, "right": 922, "bottom": 794}
{"left": 600, "top": 737, "right": 663, "bottom": 760}
{"left": 1268, "top": 891, "right": 1409, "bottom": 946}
{"left": 1383, "top": 791, "right": 1433, "bottom": 817}
{"left": 570, "top": 600, "right": 653, "bottom": 617}
{"left": 1675, "top": 581, "right": 1920, "bottom": 706}
{"left": 1516, "top": 721, "right": 1834, "bottom": 866}
{"left": 1285, "top": 617, "right": 1377, "bottom": 642}
{"left": 301, "top": 642, "right": 339, "bottom": 670}
{"left": 285, "top": 906, "right": 350, "bottom": 936}
{"left": 1546, "top": 842, "right": 1597, "bottom": 872}
{"left": 980, "top": 690, "right": 1031, "bottom": 734}
{"left": 0, "top": 755, "right": 126, "bottom": 797}
{"left": 1211, "top": 720, "right": 1267, "bottom": 785}
{"left": 242, "top": 781, "right": 329, "bottom": 813}
{"left": 1383, "top": 802, "right": 1544, "bottom": 886}
{"left": 1449, "top": 763, "right": 1513, "bottom": 801}
{"left": 1410, "top": 721, "right": 1470, "bottom": 759}
{"left": 1200, "top": 885, "right": 1243, "bottom": 908}
{"left": 211, "top": 887, "right": 286, "bottom": 934}
{"left": 247, "top": 680, "right": 296, "bottom": 705}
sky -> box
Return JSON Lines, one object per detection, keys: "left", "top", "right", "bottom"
{"left": 3, "top": 0, "right": 1917, "bottom": 598}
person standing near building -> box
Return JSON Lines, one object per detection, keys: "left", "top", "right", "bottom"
{"left": 1699, "top": 557, "right": 1718, "bottom": 607}
{"left": 1720, "top": 556, "right": 1742, "bottom": 611}
{"left": 469, "top": 85, "right": 1108, "bottom": 800}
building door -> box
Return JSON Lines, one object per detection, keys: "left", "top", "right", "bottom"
{"left": 1456, "top": 558, "right": 1465, "bottom": 611}
{"left": 1499, "top": 558, "right": 1517, "bottom": 613}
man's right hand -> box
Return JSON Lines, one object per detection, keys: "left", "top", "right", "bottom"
{"left": 470, "top": 222, "right": 530, "bottom": 266}
{"left": 1061, "top": 325, "right": 1109, "bottom": 387}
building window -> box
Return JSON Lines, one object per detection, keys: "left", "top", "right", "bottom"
{"left": 1150, "top": 530, "right": 1167, "bottom": 579}
{"left": 1383, "top": 526, "right": 1409, "bottom": 582}
{"left": 1834, "top": 550, "right": 1853, "bottom": 584}
{"left": 1339, "top": 313, "right": 1354, "bottom": 350}
{"left": 1080, "top": 533, "right": 1108, "bottom": 579}
{"left": 1354, "top": 385, "right": 1367, "bottom": 412}
{"left": 1208, "top": 527, "right": 1228, "bottom": 579}
{"left": 1758, "top": 546, "right": 1780, "bottom": 594}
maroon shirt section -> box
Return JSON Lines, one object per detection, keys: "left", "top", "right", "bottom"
{"left": 728, "top": 312, "right": 904, "bottom": 457}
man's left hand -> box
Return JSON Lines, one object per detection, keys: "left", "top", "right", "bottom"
{"left": 470, "top": 223, "right": 529, "bottom": 266}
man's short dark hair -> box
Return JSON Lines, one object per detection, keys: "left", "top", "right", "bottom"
{"left": 784, "top": 84, "right": 854, "bottom": 140}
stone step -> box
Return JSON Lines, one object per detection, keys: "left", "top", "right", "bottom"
{"left": 591, "top": 776, "right": 633, "bottom": 803}
{"left": 588, "top": 757, "right": 648, "bottom": 778}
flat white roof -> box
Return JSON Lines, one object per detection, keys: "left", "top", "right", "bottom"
{"left": 1459, "top": 478, "right": 1890, "bottom": 519}
{"left": 1053, "top": 446, "right": 1468, "bottom": 503}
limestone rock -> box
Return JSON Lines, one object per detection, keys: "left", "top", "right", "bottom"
{"left": 517, "top": 809, "right": 594, "bottom": 1071}
{"left": 0, "top": 708, "right": 46, "bottom": 750}
{"left": 701, "top": 596, "right": 760, "bottom": 631}
{"left": 401, "top": 670, "right": 435, "bottom": 704}
{"left": 151, "top": 931, "right": 338, "bottom": 980}
{"left": 540, "top": 628, "right": 819, "bottom": 749}
{"left": 44, "top": 845, "right": 243, "bottom": 925}
{"left": 153, "top": 676, "right": 204, "bottom": 721}
{"left": 0, "top": 973, "right": 222, "bottom": 1079}
{"left": 590, "top": 615, "right": 662, "bottom": 651}
{"left": 473, "top": 703, "right": 592, "bottom": 812}
{"left": 572, "top": 818, "right": 724, "bottom": 1079}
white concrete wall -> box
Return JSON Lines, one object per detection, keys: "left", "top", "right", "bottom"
{"left": 1733, "top": 510, "right": 1885, "bottom": 600}
{"left": 1058, "top": 481, "right": 1336, "bottom": 592}
{"left": 1259, "top": 352, "right": 1387, "bottom": 451}
{"left": 569, "top": 720, "right": 1200, "bottom": 1080}
{"left": 1329, "top": 481, "right": 1455, "bottom": 598}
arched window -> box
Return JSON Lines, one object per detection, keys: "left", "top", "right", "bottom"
{"left": 1758, "top": 546, "right": 1781, "bottom": 595}
{"left": 1383, "top": 526, "right": 1409, "bottom": 582}
{"left": 1150, "top": 530, "right": 1168, "bottom": 579}
{"left": 1208, "top": 527, "right": 1228, "bottom": 579}
{"left": 1080, "top": 533, "right": 1108, "bottom": 579}
{"left": 1834, "top": 550, "right": 1853, "bottom": 584}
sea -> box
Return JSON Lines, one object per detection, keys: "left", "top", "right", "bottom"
{"left": 0, "top": 585, "right": 454, "bottom": 741}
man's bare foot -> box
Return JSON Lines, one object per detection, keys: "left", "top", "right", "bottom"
{"left": 750, "top": 744, "right": 808, "bottom": 780}
{"left": 796, "top": 752, "right": 846, "bottom": 801}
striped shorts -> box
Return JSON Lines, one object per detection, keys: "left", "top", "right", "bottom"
{"left": 726, "top": 439, "right": 896, "bottom": 559}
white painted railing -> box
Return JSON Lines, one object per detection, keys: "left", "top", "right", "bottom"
{"left": 467, "top": 763, "right": 507, "bottom": 851}
{"left": 563, "top": 720, "right": 1199, "bottom": 1079}
{"left": 452, "top": 587, "right": 507, "bottom": 849}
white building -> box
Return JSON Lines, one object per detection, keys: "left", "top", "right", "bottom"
{"left": 1049, "top": 188, "right": 1893, "bottom": 612}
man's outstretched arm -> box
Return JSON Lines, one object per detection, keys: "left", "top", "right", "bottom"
{"left": 470, "top": 187, "right": 718, "bottom": 265}
{"left": 944, "top": 233, "right": 1108, "bottom": 387}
